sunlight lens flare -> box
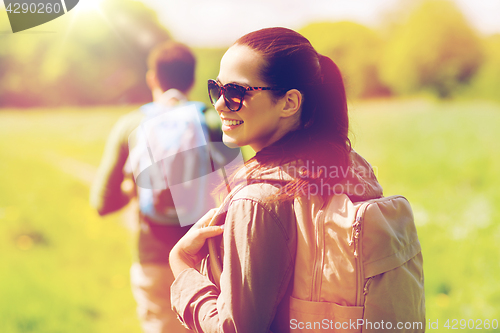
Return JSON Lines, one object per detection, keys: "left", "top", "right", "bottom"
{"left": 76, "top": 0, "right": 105, "bottom": 13}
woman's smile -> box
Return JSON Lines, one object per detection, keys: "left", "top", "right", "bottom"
{"left": 220, "top": 116, "right": 244, "bottom": 130}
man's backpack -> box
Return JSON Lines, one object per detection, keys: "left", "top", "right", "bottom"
{"left": 127, "top": 101, "right": 216, "bottom": 226}
{"left": 208, "top": 187, "right": 425, "bottom": 332}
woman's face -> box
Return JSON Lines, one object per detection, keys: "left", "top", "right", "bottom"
{"left": 215, "top": 45, "right": 290, "bottom": 152}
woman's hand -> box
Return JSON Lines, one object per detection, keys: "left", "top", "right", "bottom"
{"left": 169, "top": 208, "right": 224, "bottom": 278}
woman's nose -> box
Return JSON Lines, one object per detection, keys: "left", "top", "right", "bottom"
{"left": 214, "top": 95, "right": 228, "bottom": 113}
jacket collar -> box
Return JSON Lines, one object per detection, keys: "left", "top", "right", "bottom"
{"left": 233, "top": 150, "right": 383, "bottom": 201}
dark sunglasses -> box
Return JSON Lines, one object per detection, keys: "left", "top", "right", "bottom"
{"left": 208, "top": 79, "right": 282, "bottom": 112}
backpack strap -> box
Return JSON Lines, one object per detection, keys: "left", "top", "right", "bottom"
{"left": 206, "top": 183, "right": 247, "bottom": 288}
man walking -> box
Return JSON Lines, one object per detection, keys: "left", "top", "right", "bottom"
{"left": 91, "top": 41, "right": 209, "bottom": 333}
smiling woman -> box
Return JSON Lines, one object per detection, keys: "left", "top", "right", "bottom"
{"left": 188, "top": 26, "right": 426, "bottom": 328}
{"left": 166, "top": 27, "right": 358, "bottom": 332}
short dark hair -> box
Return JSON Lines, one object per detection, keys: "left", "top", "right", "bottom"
{"left": 147, "top": 41, "right": 196, "bottom": 93}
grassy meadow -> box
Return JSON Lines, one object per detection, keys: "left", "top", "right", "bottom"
{"left": 1, "top": 99, "right": 499, "bottom": 332}
{"left": 349, "top": 99, "right": 500, "bottom": 330}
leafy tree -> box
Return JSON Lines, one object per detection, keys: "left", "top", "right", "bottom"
{"left": 300, "top": 21, "right": 390, "bottom": 99}
{"left": 0, "top": 0, "right": 170, "bottom": 107}
{"left": 379, "top": 0, "right": 483, "bottom": 98}
{"left": 467, "top": 34, "right": 500, "bottom": 102}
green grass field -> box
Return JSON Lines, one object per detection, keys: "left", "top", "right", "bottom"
{"left": 1, "top": 99, "right": 499, "bottom": 332}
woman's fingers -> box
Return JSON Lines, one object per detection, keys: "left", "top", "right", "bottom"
{"left": 197, "top": 225, "right": 225, "bottom": 239}
{"left": 178, "top": 224, "right": 224, "bottom": 258}
{"left": 169, "top": 209, "right": 225, "bottom": 277}
{"left": 187, "top": 225, "right": 224, "bottom": 250}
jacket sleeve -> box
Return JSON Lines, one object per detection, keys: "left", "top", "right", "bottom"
{"left": 171, "top": 197, "right": 295, "bottom": 332}
{"left": 90, "top": 115, "right": 136, "bottom": 215}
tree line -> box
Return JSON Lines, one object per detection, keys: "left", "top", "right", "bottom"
{"left": 0, "top": 0, "right": 498, "bottom": 108}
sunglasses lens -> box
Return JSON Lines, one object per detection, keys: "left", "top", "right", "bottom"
{"left": 207, "top": 80, "right": 244, "bottom": 111}
{"left": 224, "top": 86, "right": 244, "bottom": 111}
{"left": 208, "top": 80, "right": 221, "bottom": 106}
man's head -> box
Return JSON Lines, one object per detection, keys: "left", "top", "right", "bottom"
{"left": 147, "top": 41, "right": 196, "bottom": 95}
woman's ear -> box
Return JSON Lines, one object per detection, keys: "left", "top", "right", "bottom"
{"left": 280, "top": 89, "right": 302, "bottom": 118}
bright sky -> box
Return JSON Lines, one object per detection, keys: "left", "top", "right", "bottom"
{"left": 138, "top": 0, "right": 500, "bottom": 47}
{"left": 1, "top": 0, "right": 499, "bottom": 46}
